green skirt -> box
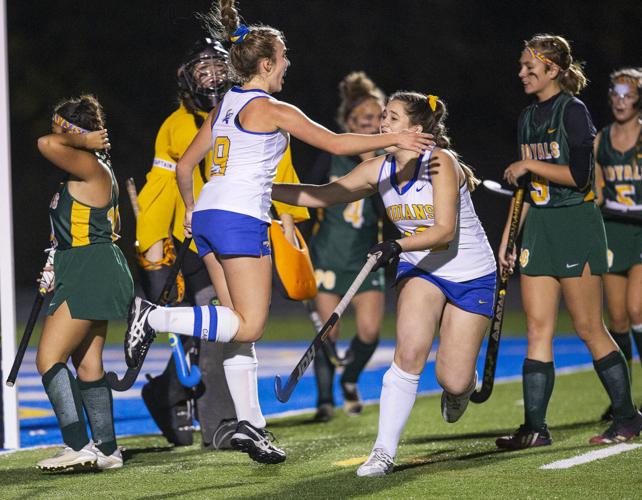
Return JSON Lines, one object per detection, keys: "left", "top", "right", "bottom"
{"left": 519, "top": 202, "right": 608, "bottom": 277}
{"left": 48, "top": 243, "right": 133, "bottom": 320}
{"left": 604, "top": 220, "right": 642, "bottom": 274}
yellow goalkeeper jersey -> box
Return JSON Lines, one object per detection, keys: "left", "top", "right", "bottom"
{"left": 136, "top": 104, "right": 308, "bottom": 253}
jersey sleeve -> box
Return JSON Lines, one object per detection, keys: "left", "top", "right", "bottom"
{"left": 136, "top": 117, "right": 180, "bottom": 253}
{"left": 272, "top": 145, "right": 310, "bottom": 222}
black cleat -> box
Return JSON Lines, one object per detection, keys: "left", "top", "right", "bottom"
{"left": 496, "top": 425, "right": 552, "bottom": 450}
{"left": 313, "top": 403, "right": 334, "bottom": 423}
{"left": 124, "top": 297, "right": 158, "bottom": 368}
{"left": 230, "top": 421, "right": 286, "bottom": 464}
{"left": 601, "top": 405, "right": 613, "bottom": 422}
{"left": 341, "top": 382, "right": 363, "bottom": 417}
{"left": 590, "top": 411, "right": 642, "bottom": 445}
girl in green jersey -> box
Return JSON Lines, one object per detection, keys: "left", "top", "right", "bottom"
{"left": 498, "top": 35, "right": 641, "bottom": 449}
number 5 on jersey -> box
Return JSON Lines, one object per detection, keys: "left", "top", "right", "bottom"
{"left": 211, "top": 136, "right": 231, "bottom": 176}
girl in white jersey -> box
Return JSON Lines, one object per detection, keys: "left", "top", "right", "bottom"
{"left": 123, "top": 0, "right": 432, "bottom": 465}
{"left": 272, "top": 91, "right": 496, "bottom": 477}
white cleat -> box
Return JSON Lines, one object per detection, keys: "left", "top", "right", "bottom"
{"left": 356, "top": 448, "right": 394, "bottom": 477}
{"left": 36, "top": 443, "right": 97, "bottom": 472}
{"left": 441, "top": 371, "right": 478, "bottom": 423}
{"left": 93, "top": 444, "right": 124, "bottom": 470}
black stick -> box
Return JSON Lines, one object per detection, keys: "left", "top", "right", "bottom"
{"left": 471, "top": 182, "right": 526, "bottom": 404}
{"left": 303, "top": 300, "right": 355, "bottom": 368}
{"left": 275, "top": 255, "right": 377, "bottom": 403}
{"left": 6, "top": 250, "right": 55, "bottom": 387}
{"left": 106, "top": 237, "right": 192, "bottom": 391}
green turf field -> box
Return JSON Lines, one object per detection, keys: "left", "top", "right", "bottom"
{"left": 2, "top": 368, "right": 641, "bottom": 499}
{"left": 23, "top": 309, "right": 577, "bottom": 346}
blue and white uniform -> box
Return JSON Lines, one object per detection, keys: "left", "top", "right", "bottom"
{"left": 378, "top": 149, "right": 497, "bottom": 316}
{"left": 193, "top": 87, "right": 289, "bottom": 257}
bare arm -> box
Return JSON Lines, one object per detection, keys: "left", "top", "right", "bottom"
{"left": 396, "top": 150, "right": 460, "bottom": 252}
{"left": 268, "top": 101, "right": 433, "bottom": 156}
{"left": 177, "top": 109, "right": 216, "bottom": 211}
{"left": 272, "top": 156, "right": 382, "bottom": 208}
{"left": 37, "top": 130, "right": 109, "bottom": 180}
{"left": 504, "top": 158, "right": 575, "bottom": 187}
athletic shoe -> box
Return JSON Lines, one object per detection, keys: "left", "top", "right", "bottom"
{"left": 356, "top": 448, "right": 394, "bottom": 477}
{"left": 37, "top": 443, "right": 97, "bottom": 472}
{"left": 230, "top": 421, "right": 286, "bottom": 464}
{"left": 495, "top": 425, "right": 553, "bottom": 450}
{"left": 341, "top": 382, "right": 363, "bottom": 417}
{"left": 589, "top": 411, "right": 642, "bottom": 445}
{"left": 441, "top": 371, "right": 477, "bottom": 423}
{"left": 313, "top": 403, "right": 334, "bottom": 423}
{"left": 600, "top": 405, "right": 613, "bottom": 421}
{"left": 92, "top": 444, "right": 124, "bottom": 470}
{"left": 124, "top": 297, "right": 157, "bottom": 367}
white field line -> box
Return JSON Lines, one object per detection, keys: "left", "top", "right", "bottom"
{"left": 540, "top": 443, "right": 642, "bottom": 469}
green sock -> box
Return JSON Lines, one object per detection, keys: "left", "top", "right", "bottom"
{"left": 594, "top": 350, "right": 636, "bottom": 421}
{"left": 340, "top": 336, "right": 379, "bottom": 385}
{"left": 77, "top": 375, "right": 117, "bottom": 456}
{"left": 314, "top": 342, "right": 335, "bottom": 406}
{"left": 610, "top": 330, "right": 633, "bottom": 379}
{"left": 42, "top": 363, "right": 89, "bottom": 451}
{"left": 631, "top": 325, "right": 642, "bottom": 366}
{"left": 523, "top": 358, "right": 555, "bottom": 432}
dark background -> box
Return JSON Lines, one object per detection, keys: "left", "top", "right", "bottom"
{"left": 7, "top": 0, "right": 641, "bottom": 286}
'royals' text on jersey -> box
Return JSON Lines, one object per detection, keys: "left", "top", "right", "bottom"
{"left": 377, "top": 150, "right": 496, "bottom": 282}
{"left": 195, "top": 87, "right": 289, "bottom": 222}
{"left": 597, "top": 124, "right": 642, "bottom": 212}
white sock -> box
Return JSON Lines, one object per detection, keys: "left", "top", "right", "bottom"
{"left": 223, "top": 343, "right": 266, "bottom": 429}
{"left": 631, "top": 323, "right": 642, "bottom": 334}
{"left": 373, "top": 362, "right": 419, "bottom": 458}
{"left": 148, "top": 305, "right": 239, "bottom": 343}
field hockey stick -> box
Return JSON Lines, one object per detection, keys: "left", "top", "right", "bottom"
{"left": 275, "top": 253, "right": 378, "bottom": 403}
{"left": 124, "top": 178, "right": 200, "bottom": 388}
{"left": 303, "top": 300, "right": 354, "bottom": 367}
{"left": 6, "top": 248, "right": 55, "bottom": 387}
{"left": 106, "top": 236, "right": 194, "bottom": 391}
{"left": 471, "top": 179, "right": 526, "bottom": 404}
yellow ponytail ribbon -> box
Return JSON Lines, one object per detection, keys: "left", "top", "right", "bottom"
{"left": 427, "top": 95, "right": 439, "bottom": 112}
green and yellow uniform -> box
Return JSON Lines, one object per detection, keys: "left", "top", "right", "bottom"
{"left": 136, "top": 104, "right": 308, "bottom": 255}
{"left": 517, "top": 93, "right": 608, "bottom": 277}
{"left": 48, "top": 152, "right": 133, "bottom": 319}
{"left": 310, "top": 154, "right": 384, "bottom": 295}
{"left": 597, "top": 124, "right": 642, "bottom": 273}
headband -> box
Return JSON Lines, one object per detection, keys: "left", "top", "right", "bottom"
{"left": 230, "top": 24, "right": 250, "bottom": 44}
{"left": 52, "top": 113, "right": 90, "bottom": 134}
{"left": 427, "top": 95, "right": 439, "bottom": 112}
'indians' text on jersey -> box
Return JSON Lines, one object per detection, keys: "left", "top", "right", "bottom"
{"left": 377, "top": 150, "right": 496, "bottom": 282}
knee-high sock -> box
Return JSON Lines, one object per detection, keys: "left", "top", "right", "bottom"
{"left": 148, "top": 305, "right": 239, "bottom": 343}
{"left": 77, "top": 375, "right": 117, "bottom": 456}
{"left": 314, "top": 341, "right": 335, "bottom": 407}
{"left": 373, "top": 363, "right": 419, "bottom": 458}
{"left": 340, "top": 336, "right": 378, "bottom": 385}
{"left": 631, "top": 324, "right": 642, "bottom": 366}
{"left": 42, "top": 363, "right": 89, "bottom": 451}
{"left": 610, "top": 330, "right": 633, "bottom": 379}
{"left": 594, "top": 350, "right": 636, "bottom": 421}
{"left": 523, "top": 359, "right": 555, "bottom": 432}
{"left": 223, "top": 343, "right": 266, "bottom": 429}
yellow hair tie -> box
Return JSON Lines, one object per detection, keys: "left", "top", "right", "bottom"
{"left": 427, "top": 94, "right": 439, "bottom": 112}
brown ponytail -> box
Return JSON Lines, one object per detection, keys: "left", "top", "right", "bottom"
{"left": 525, "top": 34, "right": 588, "bottom": 96}
{"left": 389, "top": 91, "right": 480, "bottom": 192}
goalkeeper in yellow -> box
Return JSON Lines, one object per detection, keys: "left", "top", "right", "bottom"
{"left": 136, "top": 39, "right": 307, "bottom": 449}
